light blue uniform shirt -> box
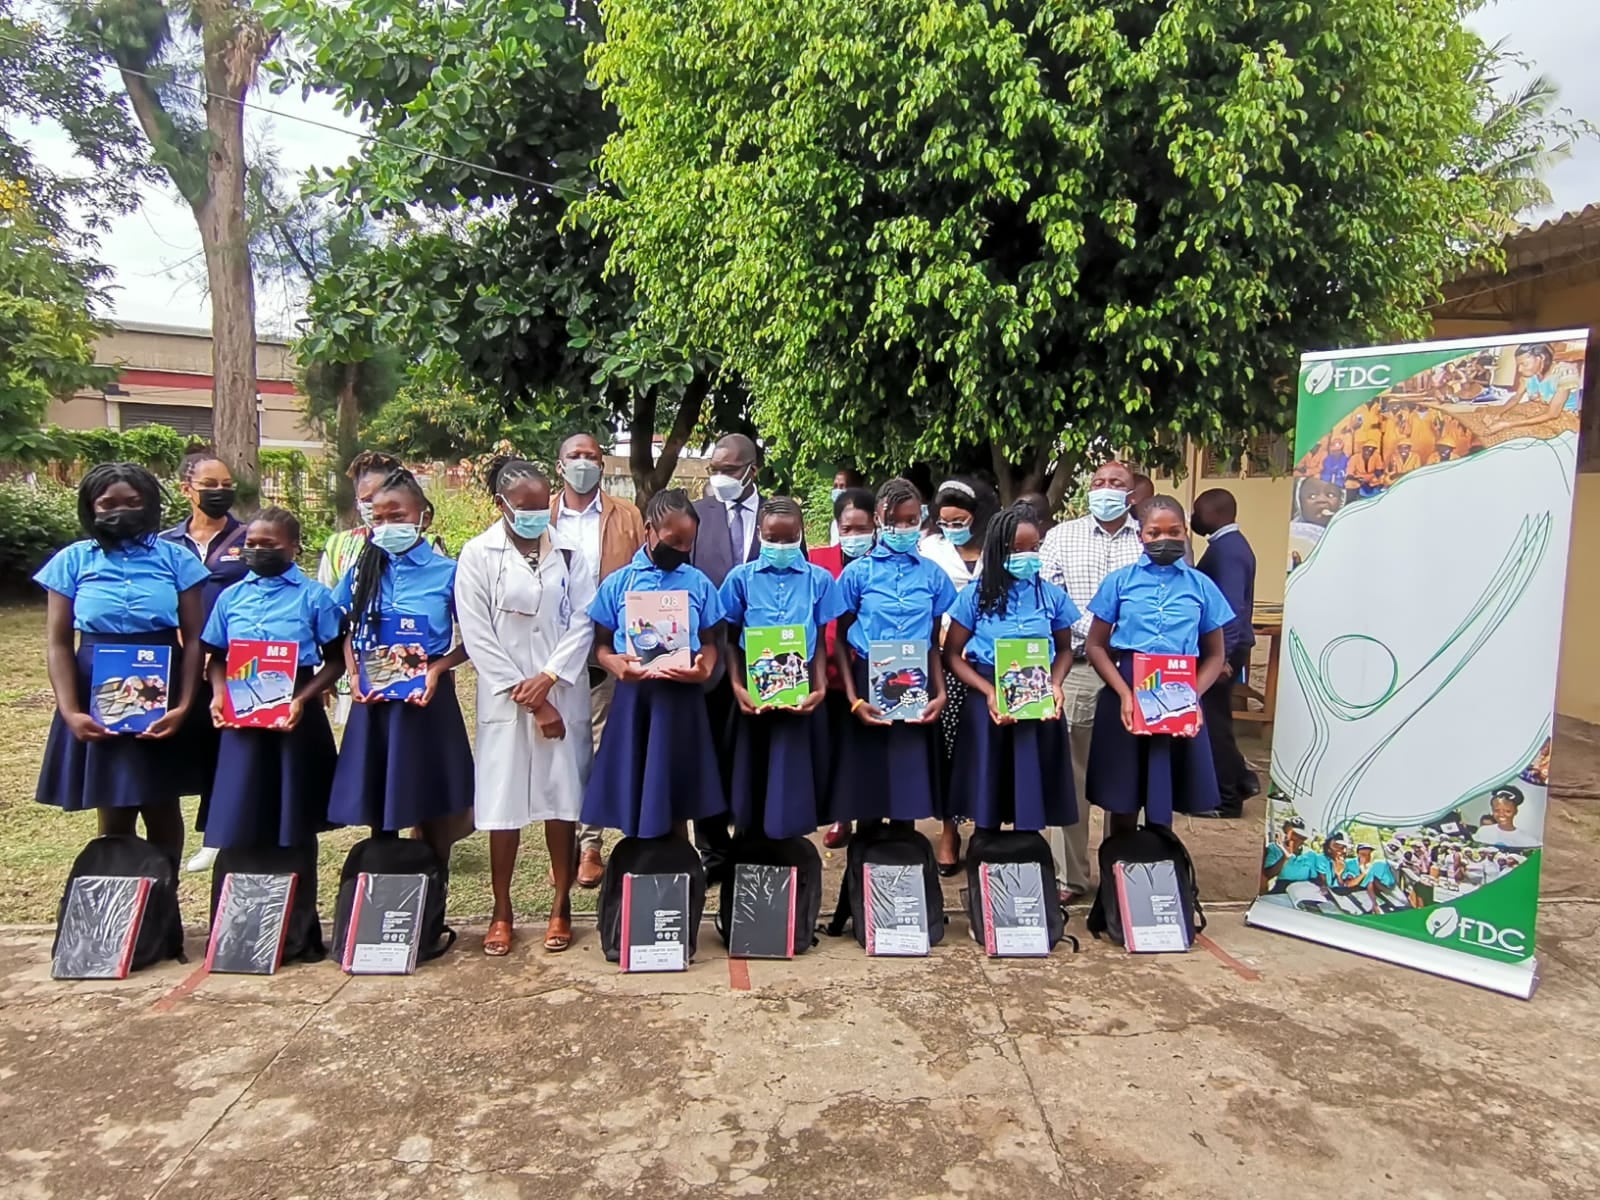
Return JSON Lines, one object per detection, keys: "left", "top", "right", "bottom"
{"left": 837, "top": 543, "right": 958, "bottom": 657}
{"left": 1275, "top": 850, "right": 1328, "bottom": 884}
{"left": 333, "top": 540, "right": 459, "bottom": 656}
{"left": 719, "top": 558, "right": 846, "bottom": 659}
{"left": 202, "top": 565, "right": 345, "bottom": 667}
{"left": 1087, "top": 557, "right": 1235, "bottom": 655}
{"left": 947, "top": 577, "right": 1080, "bottom": 667}
{"left": 34, "top": 536, "right": 210, "bottom": 633}
{"left": 590, "top": 547, "right": 724, "bottom": 654}
{"left": 1358, "top": 859, "right": 1398, "bottom": 889}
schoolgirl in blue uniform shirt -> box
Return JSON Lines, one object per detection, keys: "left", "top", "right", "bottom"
{"left": 830, "top": 478, "right": 957, "bottom": 825}
{"left": 329, "top": 468, "right": 474, "bottom": 862}
{"left": 719, "top": 496, "right": 847, "bottom": 839}
{"left": 161, "top": 446, "right": 252, "bottom": 867}
{"left": 34, "top": 463, "right": 210, "bottom": 860}
{"left": 582, "top": 488, "right": 727, "bottom": 840}
{"left": 943, "top": 503, "right": 1080, "bottom": 833}
{"left": 201, "top": 508, "right": 345, "bottom": 851}
{"left": 1084, "top": 495, "right": 1235, "bottom": 832}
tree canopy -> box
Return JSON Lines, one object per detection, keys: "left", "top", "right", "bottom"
{"left": 265, "top": 0, "right": 744, "bottom": 502}
{"left": 587, "top": 0, "right": 1528, "bottom": 499}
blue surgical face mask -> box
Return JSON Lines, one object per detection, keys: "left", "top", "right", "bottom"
{"left": 830, "top": 487, "right": 845, "bottom": 503}
{"left": 356, "top": 499, "right": 376, "bottom": 525}
{"left": 839, "top": 532, "right": 875, "bottom": 559}
{"left": 1087, "top": 487, "right": 1131, "bottom": 522}
{"left": 758, "top": 539, "right": 802, "bottom": 569}
{"left": 1005, "top": 551, "right": 1043, "bottom": 580}
{"left": 371, "top": 522, "right": 420, "bottom": 556}
{"left": 939, "top": 522, "right": 972, "bottom": 547}
{"left": 504, "top": 506, "right": 550, "bottom": 540}
{"left": 882, "top": 527, "right": 920, "bottom": 554}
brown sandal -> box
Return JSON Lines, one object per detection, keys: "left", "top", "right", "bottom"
{"left": 543, "top": 914, "right": 572, "bottom": 953}
{"left": 483, "top": 919, "right": 514, "bottom": 957}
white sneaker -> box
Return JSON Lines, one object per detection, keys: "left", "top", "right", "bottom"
{"left": 186, "top": 845, "right": 219, "bottom": 873}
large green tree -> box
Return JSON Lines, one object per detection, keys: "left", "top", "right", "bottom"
{"left": 69, "top": 0, "right": 274, "bottom": 484}
{"left": 588, "top": 0, "right": 1530, "bottom": 501}
{"left": 266, "top": 0, "right": 742, "bottom": 504}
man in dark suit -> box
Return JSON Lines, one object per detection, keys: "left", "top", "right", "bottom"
{"left": 1191, "top": 488, "right": 1258, "bottom": 818}
{"left": 690, "top": 433, "right": 762, "bottom": 878}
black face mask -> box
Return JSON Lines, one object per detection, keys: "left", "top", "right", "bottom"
{"left": 1144, "top": 538, "right": 1186, "bottom": 566}
{"left": 93, "top": 510, "right": 147, "bottom": 543}
{"left": 649, "top": 541, "right": 692, "bottom": 572}
{"left": 1189, "top": 516, "right": 1213, "bottom": 538}
{"left": 242, "top": 547, "right": 294, "bottom": 578}
{"left": 196, "top": 487, "right": 235, "bottom": 518}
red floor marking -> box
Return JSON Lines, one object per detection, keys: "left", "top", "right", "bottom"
{"left": 727, "top": 957, "right": 751, "bottom": 991}
{"left": 1196, "top": 933, "right": 1261, "bottom": 982}
{"left": 152, "top": 962, "right": 211, "bottom": 1011}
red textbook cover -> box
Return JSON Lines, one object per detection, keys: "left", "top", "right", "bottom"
{"left": 1130, "top": 652, "right": 1199, "bottom": 737}
{"left": 223, "top": 639, "right": 298, "bottom": 728}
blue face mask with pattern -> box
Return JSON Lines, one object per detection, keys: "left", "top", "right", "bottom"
{"left": 881, "top": 527, "right": 920, "bottom": 554}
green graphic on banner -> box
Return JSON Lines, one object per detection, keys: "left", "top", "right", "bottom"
{"left": 1248, "top": 330, "right": 1586, "bottom": 999}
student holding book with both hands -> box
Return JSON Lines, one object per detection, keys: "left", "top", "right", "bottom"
{"left": 718, "top": 496, "right": 846, "bottom": 840}
{"left": 330, "top": 467, "right": 475, "bottom": 864}
{"left": 199, "top": 508, "right": 346, "bottom": 853}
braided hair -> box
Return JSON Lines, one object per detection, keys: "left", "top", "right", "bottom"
{"left": 78, "top": 462, "right": 162, "bottom": 545}
{"left": 757, "top": 494, "right": 807, "bottom": 552}
{"left": 975, "top": 503, "right": 1043, "bottom": 618}
{"left": 346, "top": 449, "right": 403, "bottom": 484}
{"left": 644, "top": 487, "right": 698, "bottom": 530}
{"left": 252, "top": 506, "right": 302, "bottom": 546}
{"left": 1138, "top": 494, "right": 1188, "bottom": 529}
{"left": 833, "top": 486, "right": 877, "bottom": 524}
{"left": 876, "top": 477, "right": 923, "bottom": 526}
{"left": 346, "top": 467, "right": 429, "bottom": 642}
{"left": 484, "top": 454, "right": 548, "bottom": 498}
{"left": 179, "top": 443, "right": 223, "bottom": 484}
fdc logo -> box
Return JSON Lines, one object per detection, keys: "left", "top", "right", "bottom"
{"left": 1425, "top": 907, "right": 1526, "bottom": 956}
{"left": 1303, "top": 360, "right": 1392, "bottom": 395}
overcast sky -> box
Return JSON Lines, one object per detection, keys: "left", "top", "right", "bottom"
{"left": 27, "top": 0, "right": 1600, "bottom": 331}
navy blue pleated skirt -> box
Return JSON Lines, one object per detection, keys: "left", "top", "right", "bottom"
{"left": 36, "top": 630, "right": 192, "bottom": 812}
{"left": 1086, "top": 656, "right": 1220, "bottom": 821}
{"left": 729, "top": 702, "right": 828, "bottom": 839}
{"left": 581, "top": 678, "right": 727, "bottom": 838}
{"left": 205, "top": 667, "right": 338, "bottom": 849}
{"left": 948, "top": 666, "right": 1076, "bottom": 831}
{"left": 827, "top": 656, "right": 943, "bottom": 823}
{"left": 328, "top": 670, "right": 474, "bottom": 831}
{"left": 173, "top": 678, "right": 220, "bottom": 826}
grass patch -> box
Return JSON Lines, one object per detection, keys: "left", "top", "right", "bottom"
{"left": 0, "top": 600, "right": 613, "bottom": 924}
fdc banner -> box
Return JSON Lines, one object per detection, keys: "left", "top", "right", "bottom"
{"left": 1245, "top": 330, "right": 1588, "bottom": 999}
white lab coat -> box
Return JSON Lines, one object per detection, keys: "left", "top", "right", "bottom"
{"left": 455, "top": 522, "right": 596, "bottom": 829}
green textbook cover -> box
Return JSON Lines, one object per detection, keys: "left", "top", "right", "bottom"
{"left": 746, "top": 625, "right": 809, "bottom": 708}
{"left": 994, "top": 638, "right": 1053, "bottom": 719}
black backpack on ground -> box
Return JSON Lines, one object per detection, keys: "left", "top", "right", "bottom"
{"left": 209, "top": 843, "right": 327, "bottom": 964}
{"left": 825, "top": 823, "right": 946, "bottom": 949}
{"left": 54, "top": 834, "right": 185, "bottom": 970}
{"left": 598, "top": 835, "right": 709, "bottom": 964}
{"left": 962, "top": 829, "right": 1075, "bottom": 953}
{"left": 331, "top": 836, "right": 457, "bottom": 964}
{"left": 1086, "top": 825, "right": 1207, "bottom": 947}
{"left": 714, "top": 834, "right": 823, "bottom": 955}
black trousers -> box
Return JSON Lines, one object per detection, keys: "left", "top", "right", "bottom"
{"left": 694, "top": 671, "right": 736, "bottom": 877}
{"left": 1202, "top": 652, "right": 1253, "bottom": 814}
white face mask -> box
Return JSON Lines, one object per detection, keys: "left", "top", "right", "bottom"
{"left": 707, "top": 470, "right": 749, "bottom": 503}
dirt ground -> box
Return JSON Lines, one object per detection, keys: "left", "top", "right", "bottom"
{"left": 6, "top": 683, "right": 1600, "bottom": 1198}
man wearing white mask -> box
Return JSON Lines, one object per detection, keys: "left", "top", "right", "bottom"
{"left": 548, "top": 431, "right": 647, "bottom": 887}
{"left": 690, "top": 433, "right": 762, "bottom": 880}
{"left": 1039, "top": 459, "right": 1144, "bottom": 902}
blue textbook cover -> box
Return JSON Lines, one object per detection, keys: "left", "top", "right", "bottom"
{"left": 90, "top": 644, "right": 172, "bottom": 733}
{"left": 358, "top": 614, "right": 429, "bottom": 701}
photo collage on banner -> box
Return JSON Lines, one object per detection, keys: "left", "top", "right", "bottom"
{"left": 1247, "top": 331, "right": 1588, "bottom": 999}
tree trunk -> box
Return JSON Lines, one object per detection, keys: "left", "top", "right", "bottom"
{"left": 627, "top": 373, "right": 714, "bottom": 510}
{"left": 334, "top": 361, "right": 361, "bottom": 525}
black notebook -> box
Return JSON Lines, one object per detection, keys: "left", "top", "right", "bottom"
{"left": 205, "top": 873, "right": 296, "bottom": 975}
{"left": 341, "top": 873, "right": 429, "bottom": 974}
{"left": 621, "top": 873, "right": 691, "bottom": 972}
{"left": 863, "top": 863, "right": 930, "bottom": 956}
{"left": 1114, "top": 861, "right": 1191, "bottom": 953}
{"left": 53, "top": 876, "right": 153, "bottom": 980}
{"left": 978, "top": 861, "right": 1050, "bottom": 957}
{"left": 728, "top": 864, "right": 797, "bottom": 959}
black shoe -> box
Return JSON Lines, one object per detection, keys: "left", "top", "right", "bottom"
{"left": 1194, "top": 808, "right": 1244, "bottom": 820}
{"left": 1241, "top": 772, "right": 1262, "bottom": 798}
{"left": 936, "top": 861, "right": 961, "bottom": 878}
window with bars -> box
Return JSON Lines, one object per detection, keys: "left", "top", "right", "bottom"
{"left": 119, "top": 402, "right": 214, "bottom": 440}
{"left": 1200, "top": 434, "right": 1291, "bottom": 479}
